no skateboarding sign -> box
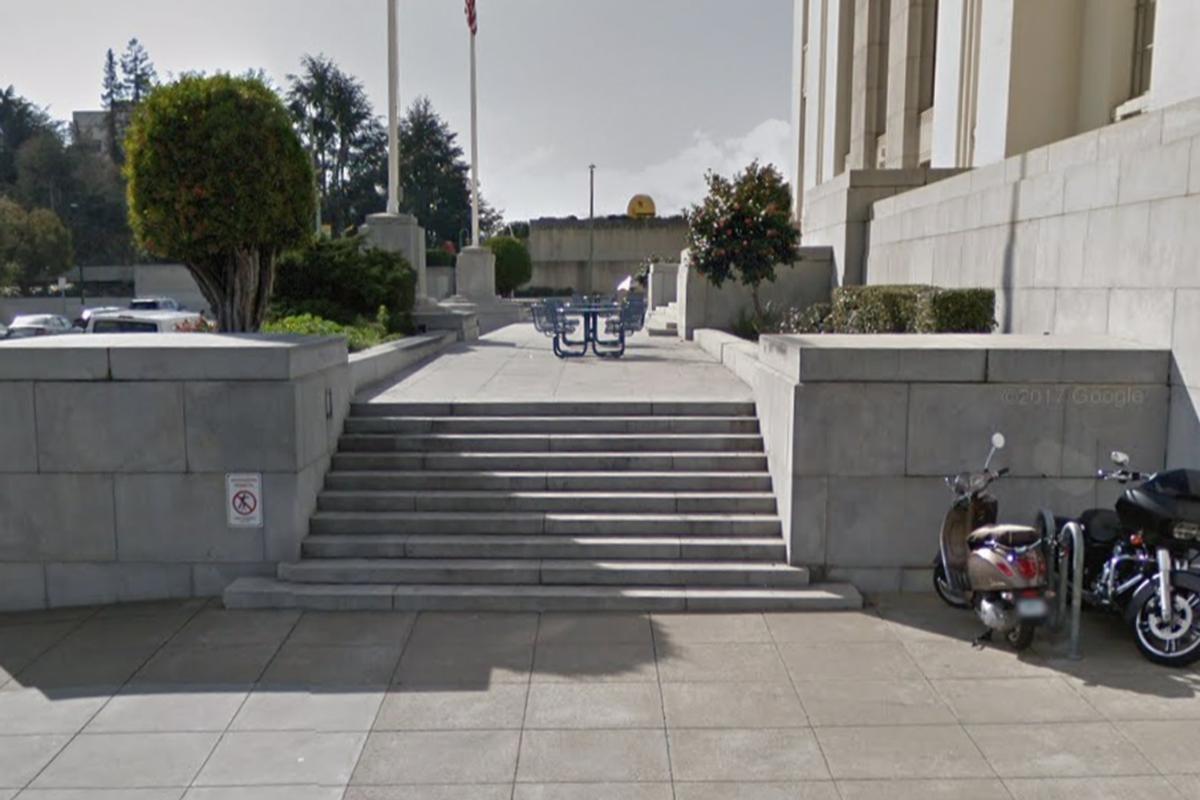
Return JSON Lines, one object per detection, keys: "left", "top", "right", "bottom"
{"left": 226, "top": 473, "right": 263, "bottom": 528}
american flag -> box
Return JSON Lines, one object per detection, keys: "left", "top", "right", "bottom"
{"left": 465, "top": 0, "right": 477, "bottom": 35}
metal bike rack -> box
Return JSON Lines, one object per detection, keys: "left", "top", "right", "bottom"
{"left": 1058, "top": 520, "right": 1085, "bottom": 660}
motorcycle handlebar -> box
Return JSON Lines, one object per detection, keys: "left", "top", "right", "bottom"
{"left": 1096, "top": 468, "right": 1147, "bottom": 483}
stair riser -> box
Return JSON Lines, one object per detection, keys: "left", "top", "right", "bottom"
{"left": 280, "top": 566, "right": 810, "bottom": 588}
{"left": 344, "top": 418, "right": 760, "bottom": 434}
{"left": 338, "top": 435, "right": 764, "bottom": 453}
{"left": 351, "top": 401, "right": 756, "bottom": 418}
{"left": 331, "top": 454, "right": 769, "bottom": 472}
{"left": 302, "top": 540, "right": 787, "bottom": 561}
{"left": 309, "top": 518, "right": 782, "bottom": 537}
{"left": 316, "top": 494, "right": 777, "bottom": 514}
{"left": 324, "top": 473, "right": 774, "bottom": 492}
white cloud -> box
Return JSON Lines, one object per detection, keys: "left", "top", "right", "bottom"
{"left": 489, "top": 118, "right": 792, "bottom": 221}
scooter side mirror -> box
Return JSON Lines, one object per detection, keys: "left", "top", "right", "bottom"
{"left": 1111, "top": 450, "right": 1130, "bottom": 467}
{"left": 991, "top": 433, "right": 1006, "bottom": 450}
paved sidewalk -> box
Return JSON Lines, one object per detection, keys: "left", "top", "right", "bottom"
{"left": 0, "top": 596, "right": 1198, "bottom": 798}
{"left": 360, "top": 324, "right": 753, "bottom": 403}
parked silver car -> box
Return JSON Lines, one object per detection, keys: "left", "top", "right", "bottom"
{"left": 2, "top": 314, "right": 75, "bottom": 339}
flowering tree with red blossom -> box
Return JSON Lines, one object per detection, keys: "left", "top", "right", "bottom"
{"left": 684, "top": 160, "right": 799, "bottom": 318}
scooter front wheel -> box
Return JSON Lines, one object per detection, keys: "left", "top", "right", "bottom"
{"left": 932, "top": 561, "right": 970, "bottom": 609}
{"left": 1004, "top": 622, "right": 1036, "bottom": 651}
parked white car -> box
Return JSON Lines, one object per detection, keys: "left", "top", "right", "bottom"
{"left": 3, "top": 314, "right": 75, "bottom": 339}
{"left": 85, "top": 309, "right": 206, "bottom": 333}
{"left": 129, "top": 296, "right": 184, "bottom": 311}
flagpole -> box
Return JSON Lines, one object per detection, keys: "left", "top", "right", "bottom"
{"left": 386, "top": 0, "right": 400, "bottom": 215}
{"left": 469, "top": 21, "right": 480, "bottom": 247}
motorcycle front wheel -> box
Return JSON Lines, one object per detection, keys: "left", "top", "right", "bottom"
{"left": 1131, "top": 586, "right": 1200, "bottom": 667}
{"left": 932, "top": 561, "right": 970, "bottom": 609}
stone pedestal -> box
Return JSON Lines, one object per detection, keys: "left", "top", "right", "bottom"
{"left": 362, "top": 213, "right": 432, "bottom": 307}
{"left": 454, "top": 246, "right": 497, "bottom": 301}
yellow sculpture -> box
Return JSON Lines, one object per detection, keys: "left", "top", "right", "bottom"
{"left": 627, "top": 194, "right": 657, "bottom": 219}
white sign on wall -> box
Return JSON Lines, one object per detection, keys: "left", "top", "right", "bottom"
{"left": 226, "top": 473, "right": 263, "bottom": 528}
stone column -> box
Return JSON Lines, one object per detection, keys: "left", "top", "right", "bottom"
{"left": 847, "top": 0, "right": 888, "bottom": 169}
{"left": 884, "top": 0, "right": 924, "bottom": 168}
{"left": 362, "top": 212, "right": 432, "bottom": 308}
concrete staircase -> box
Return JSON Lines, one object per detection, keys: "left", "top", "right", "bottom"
{"left": 647, "top": 302, "right": 679, "bottom": 337}
{"left": 224, "top": 401, "right": 861, "bottom": 611}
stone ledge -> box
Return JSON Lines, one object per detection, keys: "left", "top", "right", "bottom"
{"left": 349, "top": 331, "right": 456, "bottom": 395}
{"left": 0, "top": 333, "right": 347, "bottom": 381}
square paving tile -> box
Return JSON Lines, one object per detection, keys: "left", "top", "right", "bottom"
{"left": 674, "top": 783, "right": 839, "bottom": 800}
{"left": 375, "top": 684, "right": 527, "bottom": 730}
{"left": 184, "top": 788, "right": 341, "bottom": 800}
{"left": 287, "top": 611, "right": 415, "bottom": 646}
{"left": 232, "top": 688, "right": 385, "bottom": 732}
{"left": 130, "top": 643, "right": 278, "bottom": 687}
{"left": 393, "top": 639, "right": 533, "bottom": 686}
{"left": 0, "top": 687, "right": 111, "bottom": 735}
{"left": 650, "top": 613, "right": 772, "bottom": 643}
{"left": 408, "top": 612, "right": 538, "bottom": 647}
{"left": 537, "top": 613, "right": 652, "bottom": 644}
{"left": 31, "top": 731, "right": 218, "bottom": 788}
{"left": 259, "top": 644, "right": 401, "bottom": 688}
{"left": 171, "top": 610, "right": 300, "bottom": 648}
{"left": 968, "top": 722, "right": 1156, "bottom": 777}
{"left": 1117, "top": 720, "right": 1200, "bottom": 774}
{"left": 1004, "top": 776, "right": 1186, "bottom": 799}
{"left": 1066, "top": 673, "right": 1200, "bottom": 720}
{"left": 765, "top": 611, "right": 896, "bottom": 643}
{"left": 661, "top": 682, "right": 805, "bottom": 728}
{"left": 517, "top": 729, "right": 670, "bottom": 783}
{"left": 778, "top": 641, "right": 922, "bottom": 681}
{"left": 352, "top": 730, "right": 520, "bottom": 785}
{"left": 668, "top": 728, "right": 829, "bottom": 781}
{"left": 194, "top": 731, "right": 366, "bottom": 786}
{"left": 1170, "top": 774, "right": 1200, "bottom": 799}
{"left": 345, "top": 787, "right": 511, "bottom": 800}
{"left": 815, "top": 725, "right": 990, "bottom": 779}
{"left": 14, "top": 642, "right": 154, "bottom": 689}
{"left": 836, "top": 778, "right": 1012, "bottom": 800}
{"left": 21, "top": 790, "right": 185, "bottom": 799}
{"left": 55, "top": 617, "right": 183, "bottom": 652}
{"left": 0, "top": 734, "right": 70, "bottom": 788}
{"left": 794, "top": 679, "right": 955, "bottom": 727}
{"left": 532, "top": 642, "right": 658, "bottom": 683}
{"left": 656, "top": 642, "right": 789, "bottom": 683}
{"left": 901, "top": 639, "right": 1055, "bottom": 679}
{"left": 86, "top": 686, "right": 249, "bottom": 732}
{"left": 525, "top": 683, "right": 663, "bottom": 729}
{"left": 515, "top": 785, "right": 675, "bottom": 800}
{"left": 932, "top": 677, "right": 1101, "bottom": 724}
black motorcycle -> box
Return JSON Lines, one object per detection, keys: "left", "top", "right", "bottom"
{"left": 1049, "top": 451, "right": 1200, "bottom": 666}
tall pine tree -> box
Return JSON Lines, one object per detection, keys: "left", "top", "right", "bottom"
{"left": 101, "top": 49, "right": 126, "bottom": 162}
{"left": 120, "top": 38, "right": 158, "bottom": 104}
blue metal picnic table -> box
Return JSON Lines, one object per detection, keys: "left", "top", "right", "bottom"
{"left": 530, "top": 295, "right": 647, "bottom": 359}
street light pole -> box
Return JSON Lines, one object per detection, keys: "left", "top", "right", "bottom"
{"left": 588, "top": 164, "right": 596, "bottom": 287}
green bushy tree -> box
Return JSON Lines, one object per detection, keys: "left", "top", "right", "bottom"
{"left": 685, "top": 160, "right": 799, "bottom": 317}
{"left": 486, "top": 235, "right": 532, "bottom": 295}
{"left": 125, "top": 74, "right": 315, "bottom": 331}
{"left": 0, "top": 197, "right": 74, "bottom": 291}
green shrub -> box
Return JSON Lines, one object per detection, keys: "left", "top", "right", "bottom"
{"left": 273, "top": 235, "right": 415, "bottom": 330}
{"left": 487, "top": 235, "right": 533, "bottom": 295}
{"left": 261, "top": 312, "right": 402, "bottom": 353}
{"left": 920, "top": 288, "right": 996, "bottom": 333}
{"left": 791, "top": 302, "right": 832, "bottom": 334}
{"left": 426, "top": 249, "right": 456, "bottom": 267}
{"left": 824, "top": 285, "right": 995, "bottom": 333}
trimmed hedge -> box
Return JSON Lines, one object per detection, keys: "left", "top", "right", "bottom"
{"left": 515, "top": 285, "right": 573, "bottom": 298}
{"left": 426, "top": 249, "right": 456, "bottom": 267}
{"left": 822, "top": 285, "right": 995, "bottom": 334}
{"left": 487, "top": 235, "right": 534, "bottom": 295}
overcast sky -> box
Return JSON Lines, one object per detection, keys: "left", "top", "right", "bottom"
{"left": 2, "top": 0, "right": 794, "bottom": 221}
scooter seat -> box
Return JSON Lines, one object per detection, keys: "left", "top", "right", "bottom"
{"left": 968, "top": 524, "right": 1041, "bottom": 548}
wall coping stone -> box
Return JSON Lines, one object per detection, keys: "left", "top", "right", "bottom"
{"left": 0, "top": 333, "right": 347, "bottom": 381}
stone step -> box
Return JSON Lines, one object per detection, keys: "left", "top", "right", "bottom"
{"left": 224, "top": 577, "right": 864, "bottom": 612}
{"left": 279, "top": 559, "right": 811, "bottom": 587}
{"left": 647, "top": 327, "right": 678, "bottom": 338}
{"left": 324, "top": 470, "right": 774, "bottom": 492}
{"left": 330, "top": 452, "right": 769, "bottom": 472}
{"left": 317, "top": 490, "right": 777, "bottom": 514}
{"left": 350, "top": 400, "right": 757, "bottom": 418}
{"left": 337, "top": 433, "right": 765, "bottom": 454}
{"left": 309, "top": 511, "right": 782, "bottom": 537}
{"left": 302, "top": 534, "right": 787, "bottom": 561}
{"left": 343, "top": 415, "right": 760, "bottom": 434}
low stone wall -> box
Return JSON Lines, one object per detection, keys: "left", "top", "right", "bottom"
{"left": 349, "top": 332, "right": 456, "bottom": 395}
{"left": 675, "top": 248, "right": 835, "bottom": 339}
{"left": 696, "top": 329, "right": 1171, "bottom": 592}
{"left": 647, "top": 263, "right": 679, "bottom": 310}
{"left": 0, "top": 332, "right": 441, "bottom": 611}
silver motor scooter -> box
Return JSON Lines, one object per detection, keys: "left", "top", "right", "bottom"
{"left": 932, "top": 433, "right": 1051, "bottom": 650}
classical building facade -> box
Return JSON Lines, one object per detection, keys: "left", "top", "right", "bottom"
{"left": 789, "top": 0, "right": 1200, "bottom": 468}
